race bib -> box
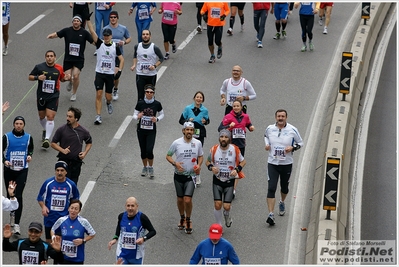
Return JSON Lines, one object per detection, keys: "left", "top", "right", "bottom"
{"left": 210, "top": 7, "right": 221, "bottom": 18}
{"left": 10, "top": 153, "right": 25, "bottom": 171}
{"left": 139, "top": 63, "right": 151, "bottom": 74}
{"left": 62, "top": 240, "right": 77, "bottom": 258}
{"left": 21, "top": 250, "right": 39, "bottom": 265}
{"left": 138, "top": 8, "right": 149, "bottom": 20}
{"left": 218, "top": 170, "right": 230, "bottom": 182}
{"left": 100, "top": 58, "right": 112, "bottom": 72}
{"left": 140, "top": 116, "right": 154, "bottom": 130}
{"left": 97, "top": 2, "right": 106, "bottom": 10}
{"left": 121, "top": 232, "right": 137, "bottom": 249}
{"left": 69, "top": 43, "right": 80, "bottom": 56}
{"left": 228, "top": 93, "right": 238, "bottom": 105}
{"left": 204, "top": 258, "right": 221, "bottom": 265}
{"left": 272, "top": 145, "right": 286, "bottom": 160}
{"left": 163, "top": 10, "right": 174, "bottom": 21}
{"left": 232, "top": 128, "right": 245, "bottom": 139}
{"left": 50, "top": 194, "right": 67, "bottom": 211}
{"left": 42, "top": 80, "right": 55, "bottom": 93}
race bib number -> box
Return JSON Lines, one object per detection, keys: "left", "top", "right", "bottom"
{"left": 232, "top": 128, "right": 245, "bottom": 139}
{"left": 139, "top": 63, "right": 151, "bottom": 74}
{"left": 228, "top": 93, "right": 238, "bottom": 105}
{"left": 101, "top": 58, "right": 112, "bottom": 72}
{"left": 210, "top": 7, "right": 221, "bottom": 18}
{"left": 138, "top": 8, "right": 149, "bottom": 20}
{"left": 121, "top": 232, "right": 137, "bottom": 249}
{"left": 69, "top": 43, "right": 80, "bottom": 56}
{"left": 193, "top": 128, "right": 200, "bottom": 138}
{"left": 218, "top": 170, "right": 231, "bottom": 182}
{"left": 163, "top": 10, "right": 174, "bottom": 21}
{"left": 273, "top": 145, "right": 286, "bottom": 160}
{"left": 140, "top": 116, "right": 154, "bottom": 129}
{"left": 42, "top": 80, "right": 55, "bottom": 93}
{"left": 97, "top": 2, "right": 106, "bottom": 10}
{"left": 204, "top": 258, "right": 221, "bottom": 265}
{"left": 21, "top": 250, "right": 39, "bottom": 265}
{"left": 62, "top": 240, "right": 77, "bottom": 258}
{"left": 10, "top": 154, "right": 25, "bottom": 171}
{"left": 50, "top": 194, "right": 67, "bottom": 211}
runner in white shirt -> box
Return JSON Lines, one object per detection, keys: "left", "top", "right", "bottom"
{"left": 264, "top": 109, "right": 303, "bottom": 226}
{"left": 220, "top": 65, "right": 257, "bottom": 115}
{"left": 206, "top": 129, "right": 246, "bottom": 228}
{"left": 166, "top": 122, "right": 204, "bottom": 234}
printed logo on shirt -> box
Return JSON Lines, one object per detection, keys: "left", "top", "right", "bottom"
{"left": 73, "top": 229, "right": 81, "bottom": 237}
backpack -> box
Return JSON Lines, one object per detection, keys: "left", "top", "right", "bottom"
{"left": 210, "top": 144, "right": 245, "bottom": 179}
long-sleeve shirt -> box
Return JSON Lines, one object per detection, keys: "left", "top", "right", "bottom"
{"left": 189, "top": 238, "right": 240, "bottom": 265}
{"left": 200, "top": 2, "right": 230, "bottom": 27}
{"left": 2, "top": 196, "right": 19, "bottom": 211}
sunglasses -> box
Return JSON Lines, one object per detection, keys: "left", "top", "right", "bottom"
{"left": 145, "top": 91, "right": 154, "bottom": 94}
{"left": 110, "top": 16, "right": 117, "bottom": 18}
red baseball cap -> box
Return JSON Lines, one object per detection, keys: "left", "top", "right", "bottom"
{"left": 209, "top": 223, "right": 223, "bottom": 239}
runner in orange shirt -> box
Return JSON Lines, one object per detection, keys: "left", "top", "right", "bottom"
{"left": 200, "top": 2, "right": 230, "bottom": 63}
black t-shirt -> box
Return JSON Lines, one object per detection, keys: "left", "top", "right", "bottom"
{"left": 134, "top": 100, "right": 163, "bottom": 132}
{"left": 57, "top": 26, "right": 94, "bottom": 62}
{"left": 30, "top": 62, "right": 64, "bottom": 100}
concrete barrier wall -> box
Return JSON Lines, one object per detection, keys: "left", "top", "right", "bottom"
{"left": 305, "top": 3, "right": 392, "bottom": 264}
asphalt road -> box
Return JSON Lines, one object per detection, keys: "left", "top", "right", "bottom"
{"left": 361, "top": 24, "right": 396, "bottom": 242}
{"left": 2, "top": 2, "right": 360, "bottom": 265}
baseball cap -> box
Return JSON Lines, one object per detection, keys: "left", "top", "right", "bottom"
{"left": 209, "top": 223, "right": 223, "bottom": 239}
{"left": 55, "top": 161, "right": 68, "bottom": 171}
{"left": 183, "top": 121, "right": 194, "bottom": 129}
{"left": 219, "top": 129, "right": 231, "bottom": 138}
{"left": 103, "top": 28, "right": 112, "bottom": 36}
{"left": 29, "top": 222, "right": 43, "bottom": 232}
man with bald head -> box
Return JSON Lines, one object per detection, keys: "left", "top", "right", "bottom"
{"left": 108, "top": 197, "right": 156, "bottom": 264}
{"left": 220, "top": 65, "right": 257, "bottom": 115}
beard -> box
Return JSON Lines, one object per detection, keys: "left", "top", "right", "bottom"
{"left": 220, "top": 140, "right": 229, "bottom": 148}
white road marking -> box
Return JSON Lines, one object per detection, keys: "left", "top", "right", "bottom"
{"left": 17, "top": 15, "right": 46, "bottom": 34}
{"left": 156, "top": 66, "right": 167, "bottom": 81}
{"left": 177, "top": 29, "right": 198, "bottom": 50}
{"left": 80, "top": 181, "right": 96, "bottom": 209}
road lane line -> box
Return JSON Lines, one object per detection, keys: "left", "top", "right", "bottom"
{"left": 109, "top": 115, "right": 133, "bottom": 148}
{"left": 17, "top": 8, "right": 54, "bottom": 34}
{"left": 177, "top": 29, "right": 198, "bottom": 50}
{"left": 80, "top": 181, "right": 96, "bottom": 209}
{"left": 156, "top": 66, "right": 167, "bottom": 81}
{"left": 17, "top": 15, "right": 46, "bottom": 34}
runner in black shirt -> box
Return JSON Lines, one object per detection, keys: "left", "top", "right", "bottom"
{"left": 132, "top": 84, "right": 164, "bottom": 178}
{"left": 47, "top": 14, "right": 94, "bottom": 101}
{"left": 3, "top": 221, "right": 63, "bottom": 264}
{"left": 29, "top": 50, "right": 70, "bottom": 148}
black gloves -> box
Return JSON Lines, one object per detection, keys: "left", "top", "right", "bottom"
{"left": 87, "top": 12, "right": 93, "bottom": 21}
